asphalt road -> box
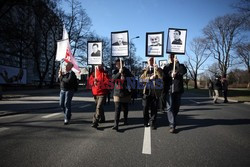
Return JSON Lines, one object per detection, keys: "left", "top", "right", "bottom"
{"left": 0, "top": 90, "right": 250, "bottom": 167}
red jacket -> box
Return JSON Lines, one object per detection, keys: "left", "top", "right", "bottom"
{"left": 88, "top": 69, "right": 109, "bottom": 96}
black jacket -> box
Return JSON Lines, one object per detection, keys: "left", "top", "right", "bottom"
{"left": 213, "top": 79, "right": 222, "bottom": 90}
{"left": 112, "top": 67, "right": 133, "bottom": 97}
{"left": 59, "top": 71, "right": 77, "bottom": 91}
{"left": 163, "top": 62, "right": 187, "bottom": 94}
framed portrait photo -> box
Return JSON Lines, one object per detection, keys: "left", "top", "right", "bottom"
{"left": 111, "top": 31, "right": 129, "bottom": 57}
{"left": 146, "top": 32, "right": 164, "bottom": 57}
{"left": 158, "top": 60, "right": 168, "bottom": 69}
{"left": 166, "top": 28, "right": 187, "bottom": 54}
{"left": 87, "top": 41, "right": 103, "bottom": 65}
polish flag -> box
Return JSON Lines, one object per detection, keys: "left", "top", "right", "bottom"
{"left": 56, "top": 25, "right": 81, "bottom": 73}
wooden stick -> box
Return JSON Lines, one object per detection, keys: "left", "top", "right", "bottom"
{"left": 120, "top": 57, "right": 122, "bottom": 70}
{"left": 172, "top": 55, "right": 176, "bottom": 80}
{"left": 94, "top": 65, "right": 97, "bottom": 79}
{"left": 153, "top": 57, "right": 156, "bottom": 76}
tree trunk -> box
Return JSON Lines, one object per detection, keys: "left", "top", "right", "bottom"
{"left": 194, "top": 77, "right": 198, "bottom": 89}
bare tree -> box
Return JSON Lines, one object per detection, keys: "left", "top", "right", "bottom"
{"left": 186, "top": 37, "right": 210, "bottom": 89}
{"left": 236, "top": 43, "right": 250, "bottom": 87}
{"left": 63, "top": 0, "right": 92, "bottom": 62}
{"left": 203, "top": 14, "right": 247, "bottom": 77}
{"left": 29, "top": 0, "right": 63, "bottom": 88}
{"left": 232, "top": 0, "right": 250, "bottom": 14}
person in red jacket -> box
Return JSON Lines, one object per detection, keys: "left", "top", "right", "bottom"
{"left": 88, "top": 64, "right": 110, "bottom": 128}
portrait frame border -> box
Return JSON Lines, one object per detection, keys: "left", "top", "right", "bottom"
{"left": 145, "top": 31, "right": 164, "bottom": 57}
{"left": 87, "top": 41, "right": 103, "bottom": 65}
{"left": 111, "top": 30, "right": 129, "bottom": 57}
{"left": 166, "top": 28, "right": 187, "bottom": 55}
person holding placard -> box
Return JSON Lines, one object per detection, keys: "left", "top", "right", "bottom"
{"left": 88, "top": 64, "right": 109, "bottom": 128}
{"left": 112, "top": 59, "right": 133, "bottom": 131}
{"left": 140, "top": 57, "right": 163, "bottom": 129}
{"left": 163, "top": 54, "right": 187, "bottom": 133}
{"left": 58, "top": 62, "right": 78, "bottom": 125}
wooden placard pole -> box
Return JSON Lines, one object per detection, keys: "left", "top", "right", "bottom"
{"left": 172, "top": 55, "right": 176, "bottom": 80}
{"left": 120, "top": 57, "right": 122, "bottom": 70}
{"left": 94, "top": 65, "right": 97, "bottom": 79}
{"left": 153, "top": 57, "right": 156, "bottom": 76}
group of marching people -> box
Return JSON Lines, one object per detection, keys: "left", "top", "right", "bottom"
{"left": 58, "top": 53, "right": 187, "bottom": 133}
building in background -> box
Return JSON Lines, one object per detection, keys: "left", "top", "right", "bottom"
{"left": 0, "top": 0, "right": 62, "bottom": 86}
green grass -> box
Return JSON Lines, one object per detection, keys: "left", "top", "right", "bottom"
{"left": 186, "top": 88, "right": 250, "bottom": 102}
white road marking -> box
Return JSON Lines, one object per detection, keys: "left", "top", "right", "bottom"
{"left": 189, "top": 99, "right": 201, "bottom": 104}
{"left": 142, "top": 127, "right": 151, "bottom": 155}
{"left": 42, "top": 113, "right": 62, "bottom": 118}
{"left": 0, "top": 127, "right": 9, "bottom": 133}
{"left": 79, "top": 104, "right": 92, "bottom": 108}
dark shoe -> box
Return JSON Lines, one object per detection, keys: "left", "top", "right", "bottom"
{"left": 214, "top": 101, "right": 218, "bottom": 104}
{"left": 99, "top": 119, "right": 105, "bottom": 123}
{"left": 169, "top": 127, "right": 175, "bottom": 133}
{"left": 152, "top": 125, "right": 157, "bottom": 130}
{"left": 224, "top": 100, "right": 228, "bottom": 103}
{"left": 91, "top": 123, "right": 98, "bottom": 128}
{"left": 144, "top": 122, "right": 149, "bottom": 127}
{"left": 112, "top": 126, "right": 118, "bottom": 131}
{"left": 124, "top": 120, "right": 128, "bottom": 125}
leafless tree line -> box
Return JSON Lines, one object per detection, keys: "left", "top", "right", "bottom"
{"left": 185, "top": 0, "right": 250, "bottom": 88}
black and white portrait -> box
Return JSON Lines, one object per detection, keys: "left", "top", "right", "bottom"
{"left": 167, "top": 28, "right": 187, "bottom": 54}
{"left": 91, "top": 43, "right": 101, "bottom": 57}
{"left": 146, "top": 32, "right": 164, "bottom": 57}
{"left": 111, "top": 31, "right": 129, "bottom": 57}
{"left": 87, "top": 41, "right": 102, "bottom": 65}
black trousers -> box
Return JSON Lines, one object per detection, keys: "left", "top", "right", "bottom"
{"left": 159, "top": 91, "right": 167, "bottom": 111}
{"left": 114, "top": 102, "right": 128, "bottom": 127}
{"left": 142, "top": 95, "right": 158, "bottom": 126}
{"left": 166, "top": 92, "right": 182, "bottom": 128}
{"left": 223, "top": 89, "right": 228, "bottom": 102}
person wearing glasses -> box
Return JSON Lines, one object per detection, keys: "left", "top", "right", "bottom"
{"left": 149, "top": 35, "right": 162, "bottom": 46}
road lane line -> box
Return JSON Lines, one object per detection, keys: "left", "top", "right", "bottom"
{"left": 79, "top": 104, "right": 92, "bottom": 108}
{"left": 0, "top": 127, "right": 9, "bottom": 133}
{"left": 142, "top": 127, "right": 151, "bottom": 155}
{"left": 189, "top": 99, "right": 201, "bottom": 104}
{"left": 42, "top": 113, "right": 62, "bottom": 118}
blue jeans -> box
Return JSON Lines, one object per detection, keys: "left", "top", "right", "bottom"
{"left": 60, "top": 90, "right": 74, "bottom": 121}
{"left": 166, "top": 92, "right": 182, "bottom": 128}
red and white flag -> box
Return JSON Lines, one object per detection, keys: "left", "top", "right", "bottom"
{"left": 56, "top": 25, "right": 81, "bottom": 74}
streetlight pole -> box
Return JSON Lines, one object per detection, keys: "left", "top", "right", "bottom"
{"left": 130, "top": 36, "right": 140, "bottom": 72}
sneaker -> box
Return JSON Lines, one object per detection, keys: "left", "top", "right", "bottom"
{"left": 169, "top": 127, "right": 175, "bottom": 133}
{"left": 64, "top": 119, "right": 69, "bottom": 125}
